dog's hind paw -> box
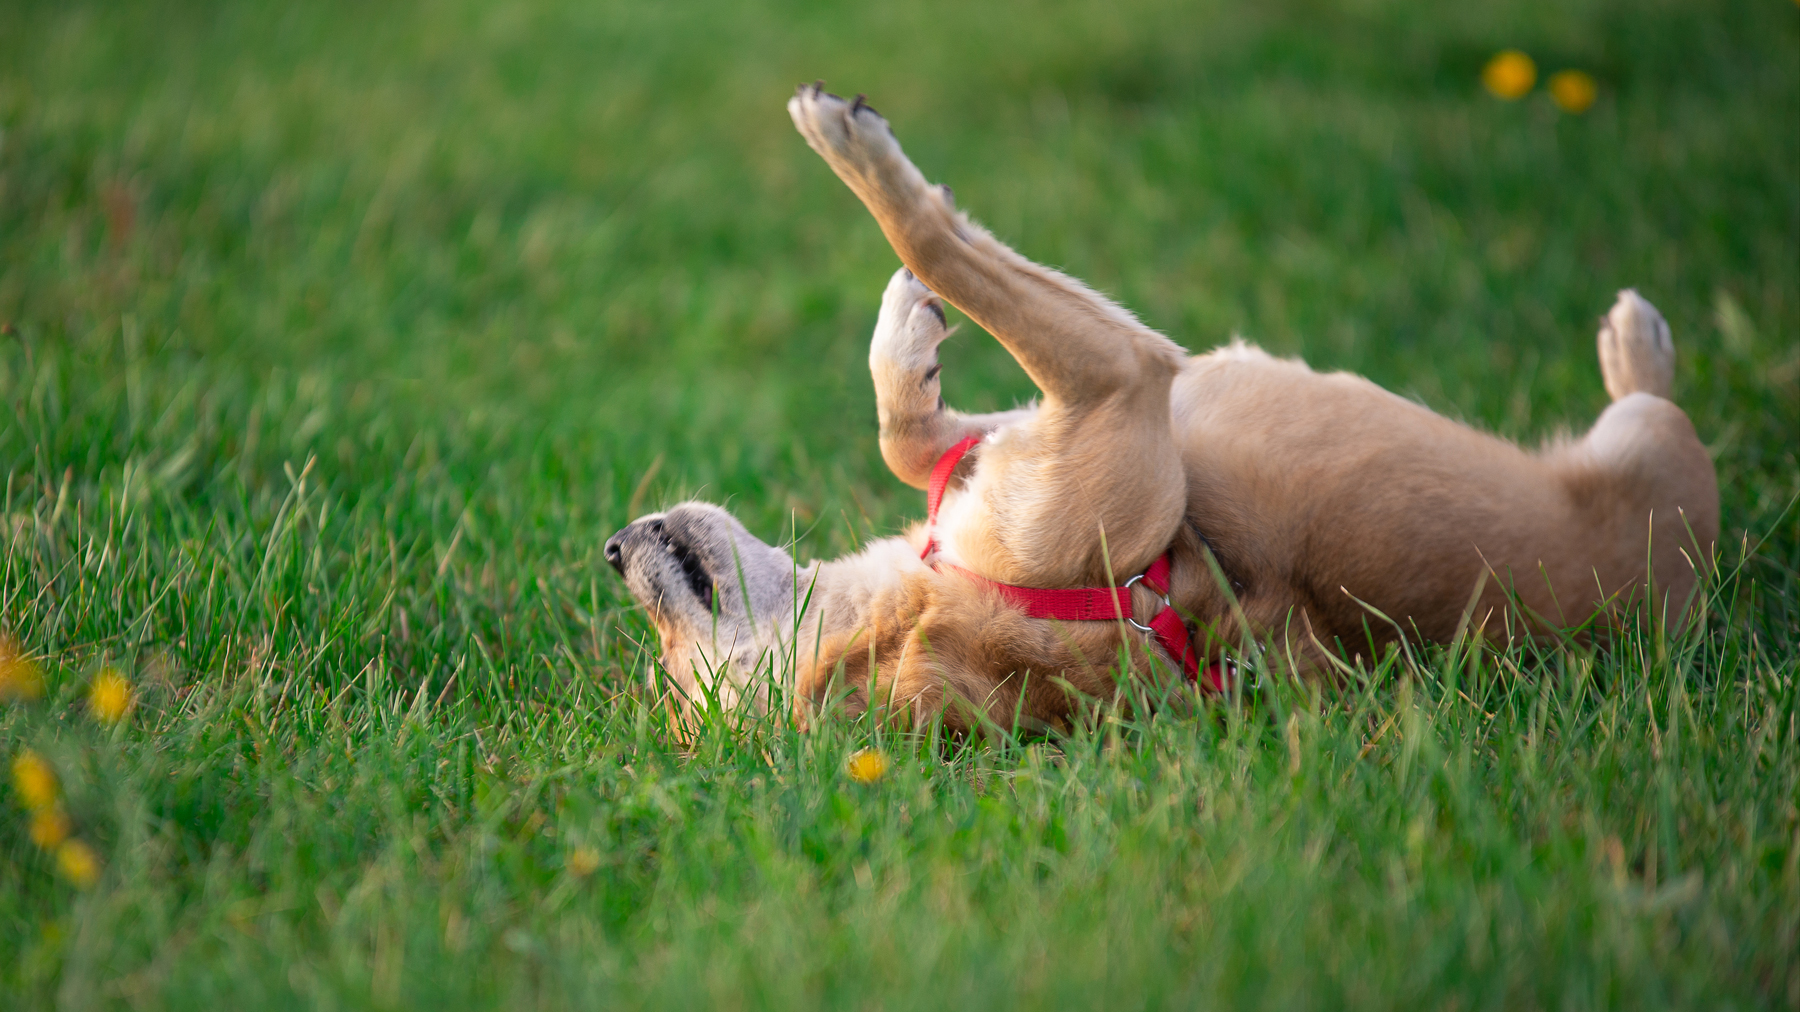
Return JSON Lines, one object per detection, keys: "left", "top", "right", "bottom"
{"left": 1597, "top": 289, "right": 1675, "bottom": 402}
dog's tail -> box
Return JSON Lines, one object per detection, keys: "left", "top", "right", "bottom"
{"left": 1597, "top": 289, "right": 1675, "bottom": 402}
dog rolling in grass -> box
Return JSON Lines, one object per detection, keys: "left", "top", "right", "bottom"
{"left": 605, "top": 87, "right": 1718, "bottom": 730}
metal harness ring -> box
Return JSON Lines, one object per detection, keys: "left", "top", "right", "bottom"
{"left": 1121, "top": 573, "right": 1170, "bottom": 635}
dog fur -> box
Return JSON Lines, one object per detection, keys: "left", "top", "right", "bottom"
{"left": 603, "top": 87, "right": 1719, "bottom": 731}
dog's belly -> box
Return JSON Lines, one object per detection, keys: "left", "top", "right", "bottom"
{"left": 1168, "top": 346, "right": 1672, "bottom": 645}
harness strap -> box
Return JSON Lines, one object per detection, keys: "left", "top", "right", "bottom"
{"left": 937, "top": 561, "right": 1133, "bottom": 622}
{"left": 919, "top": 436, "right": 1231, "bottom": 693}
{"left": 921, "top": 434, "right": 982, "bottom": 560}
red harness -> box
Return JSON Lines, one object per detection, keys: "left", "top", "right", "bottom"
{"left": 920, "top": 436, "right": 1231, "bottom": 693}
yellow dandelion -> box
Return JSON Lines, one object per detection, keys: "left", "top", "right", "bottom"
{"left": 29, "top": 807, "right": 71, "bottom": 849}
{"left": 0, "top": 636, "right": 44, "bottom": 702}
{"left": 846, "top": 747, "right": 891, "bottom": 785}
{"left": 1482, "top": 50, "right": 1537, "bottom": 100}
{"left": 11, "top": 749, "right": 59, "bottom": 811}
{"left": 1549, "top": 70, "right": 1597, "bottom": 114}
{"left": 568, "top": 846, "right": 601, "bottom": 878}
{"left": 55, "top": 838, "right": 100, "bottom": 888}
{"left": 87, "top": 668, "right": 133, "bottom": 724}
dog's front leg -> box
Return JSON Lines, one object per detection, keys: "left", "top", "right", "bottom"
{"left": 871, "top": 268, "right": 1033, "bottom": 488}
{"left": 789, "top": 86, "right": 1187, "bottom": 408}
{"left": 793, "top": 86, "right": 1187, "bottom": 583}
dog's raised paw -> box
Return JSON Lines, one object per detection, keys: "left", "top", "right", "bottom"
{"left": 1597, "top": 289, "right": 1675, "bottom": 402}
{"left": 871, "top": 267, "right": 952, "bottom": 373}
{"left": 787, "top": 85, "right": 907, "bottom": 180}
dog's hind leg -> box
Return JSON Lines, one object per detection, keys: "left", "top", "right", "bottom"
{"left": 1597, "top": 289, "right": 1675, "bottom": 401}
{"left": 871, "top": 267, "right": 1033, "bottom": 488}
{"left": 1555, "top": 290, "right": 1718, "bottom": 622}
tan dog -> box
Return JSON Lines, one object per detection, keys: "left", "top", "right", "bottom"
{"left": 603, "top": 87, "right": 1718, "bottom": 729}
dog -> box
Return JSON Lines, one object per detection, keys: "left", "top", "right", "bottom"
{"left": 604, "top": 86, "right": 1718, "bottom": 730}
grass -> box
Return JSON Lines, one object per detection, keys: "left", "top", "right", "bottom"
{"left": 1, "top": 0, "right": 1796, "bottom": 1007}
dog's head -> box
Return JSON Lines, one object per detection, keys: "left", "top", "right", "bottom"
{"left": 605, "top": 501, "right": 801, "bottom": 708}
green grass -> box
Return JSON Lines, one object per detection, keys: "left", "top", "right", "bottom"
{"left": 2, "top": 0, "right": 1797, "bottom": 1007}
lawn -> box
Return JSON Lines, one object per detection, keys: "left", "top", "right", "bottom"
{"left": 1, "top": 0, "right": 1796, "bottom": 1007}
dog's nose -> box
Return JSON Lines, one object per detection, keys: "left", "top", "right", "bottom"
{"left": 603, "top": 530, "right": 627, "bottom": 573}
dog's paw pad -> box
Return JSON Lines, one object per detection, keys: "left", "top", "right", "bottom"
{"left": 787, "top": 84, "right": 903, "bottom": 174}
{"left": 1597, "top": 289, "right": 1675, "bottom": 401}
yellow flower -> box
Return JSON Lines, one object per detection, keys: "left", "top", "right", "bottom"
{"left": 568, "top": 846, "right": 601, "bottom": 878}
{"left": 55, "top": 839, "right": 100, "bottom": 888}
{"left": 1549, "top": 70, "right": 1597, "bottom": 114}
{"left": 0, "top": 636, "right": 44, "bottom": 702}
{"left": 846, "top": 748, "right": 891, "bottom": 785}
{"left": 11, "top": 750, "right": 59, "bottom": 811}
{"left": 88, "top": 668, "right": 133, "bottom": 724}
{"left": 1482, "top": 50, "right": 1537, "bottom": 100}
{"left": 29, "top": 807, "right": 71, "bottom": 849}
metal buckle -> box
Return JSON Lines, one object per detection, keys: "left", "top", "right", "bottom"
{"left": 1218, "top": 654, "right": 1261, "bottom": 690}
{"left": 1121, "top": 573, "right": 1170, "bottom": 634}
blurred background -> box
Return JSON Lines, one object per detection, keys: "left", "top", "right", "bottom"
{"left": 0, "top": 0, "right": 1795, "bottom": 674}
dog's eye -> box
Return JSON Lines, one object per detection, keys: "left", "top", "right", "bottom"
{"left": 665, "top": 536, "right": 714, "bottom": 611}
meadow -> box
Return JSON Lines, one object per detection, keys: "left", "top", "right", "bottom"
{"left": 1, "top": 0, "right": 1796, "bottom": 1007}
